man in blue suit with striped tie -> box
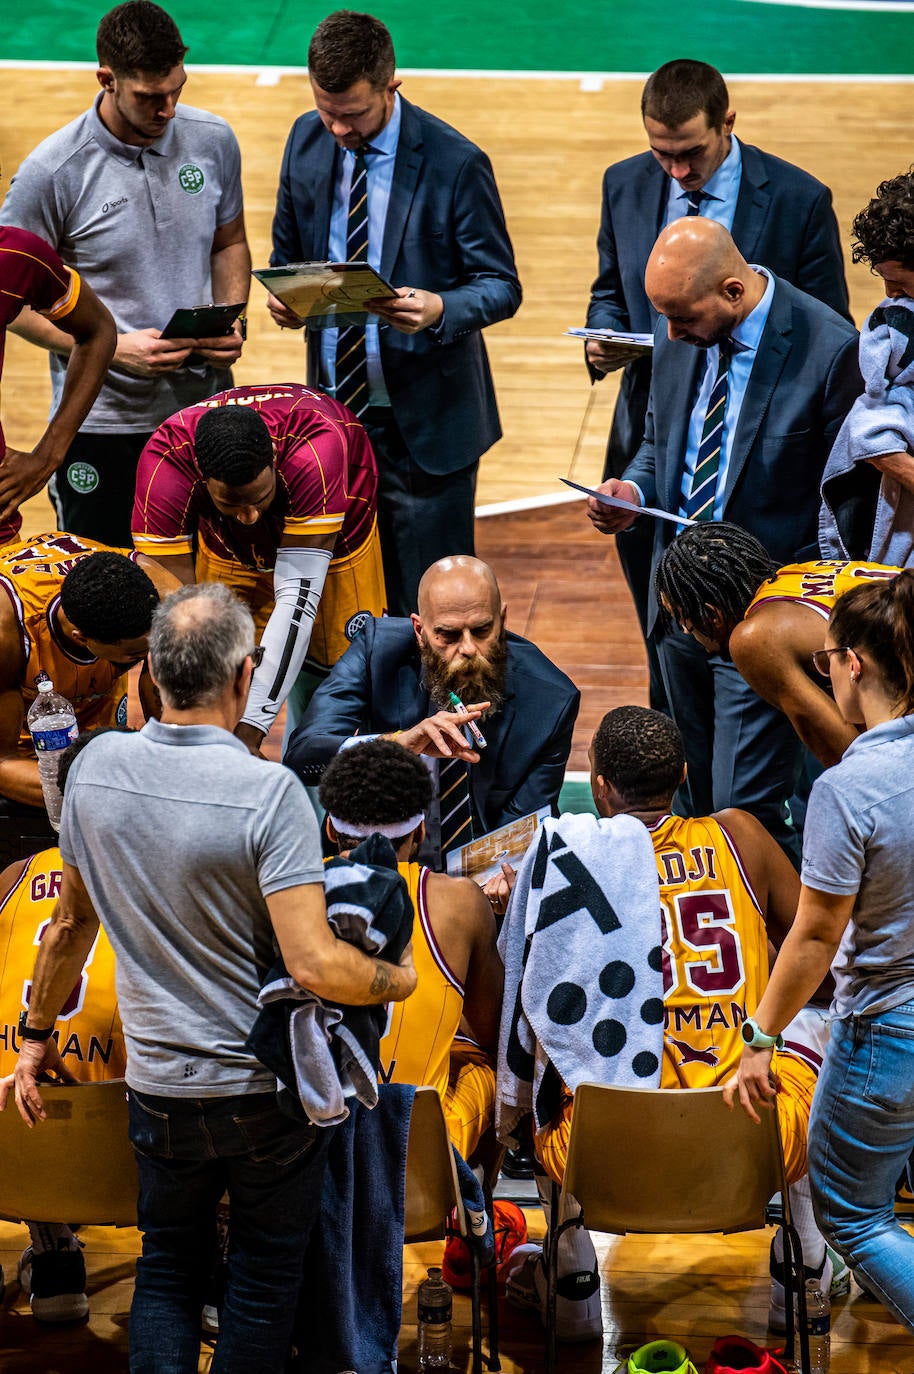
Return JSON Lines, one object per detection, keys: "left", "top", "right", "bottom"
{"left": 587, "top": 218, "right": 860, "bottom": 854}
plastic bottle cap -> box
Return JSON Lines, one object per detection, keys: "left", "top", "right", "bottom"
{"left": 37, "top": 680, "right": 55, "bottom": 693}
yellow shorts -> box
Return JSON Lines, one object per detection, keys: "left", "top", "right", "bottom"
{"left": 195, "top": 519, "right": 387, "bottom": 671}
{"left": 535, "top": 1051, "right": 816, "bottom": 1189}
{"left": 443, "top": 1042, "right": 497, "bottom": 1162}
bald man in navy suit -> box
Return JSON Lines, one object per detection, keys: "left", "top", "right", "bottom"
{"left": 584, "top": 59, "right": 850, "bottom": 708}
{"left": 268, "top": 10, "right": 521, "bottom": 617}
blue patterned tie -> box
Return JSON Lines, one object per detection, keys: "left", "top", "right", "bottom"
{"left": 684, "top": 340, "right": 731, "bottom": 522}
{"left": 334, "top": 150, "right": 370, "bottom": 417}
{"left": 685, "top": 190, "right": 705, "bottom": 216}
{"left": 437, "top": 757, "right": 474, "bottom": 856}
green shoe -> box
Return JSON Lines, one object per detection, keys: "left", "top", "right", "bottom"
{"left": 628, "top": 1339, "right": 699, "bottom": 1373}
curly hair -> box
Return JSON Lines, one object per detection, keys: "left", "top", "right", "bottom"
{"left": 655, "top": 522, "right": 778, "bottom": 637}
{"left": 194, "top": 406, "right": 274, "bottom": 487}
{"left": 852, "top": 170, "right": 914, "bottom": 272}
{"left": 60, "top": 553, "right": 159, "bottom": 644}
{"left": 96, "top": 1, "right": 187, "bottom": 77}
{"left": 592, "top": 706, "right": 685, "bottom": 809}
{"left": 319, "top": 738, "right": 433, "bottom": 840}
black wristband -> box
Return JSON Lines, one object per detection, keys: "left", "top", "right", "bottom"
{"left": 18, "top": 1010, "right": 54, "bottom": 1042}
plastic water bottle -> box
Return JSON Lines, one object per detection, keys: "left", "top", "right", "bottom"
{"left": 26, "top": 680, "right": 77, "bottom": 832}
{"left": 805, "top": 1278, "right": 831, "bottom": 1373}
{"left": 417, "top": 1265, "right": 452, "bottom": 1370}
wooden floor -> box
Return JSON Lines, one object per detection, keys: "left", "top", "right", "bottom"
{"left": 2, "top": 65, "right": 914, "bottom": 1371}
{"left": 4, "top": 1210, "right": 914, "bottom": 1373}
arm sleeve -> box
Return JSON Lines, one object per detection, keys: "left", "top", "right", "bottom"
{"left": 240, "top": 544, "right": 334, "bottom": 736}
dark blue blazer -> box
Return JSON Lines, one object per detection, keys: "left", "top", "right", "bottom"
{"left": 623, "top": 276, "right": 861, "bottom": 633}
{"left": 283, "top": 618, "right": 580, "bottom": 835}
{"left": 270, "top": 97, "right": 521, "bottom": 476}
{"left": 586, "top": 141, "right": 851, "bottom": 476}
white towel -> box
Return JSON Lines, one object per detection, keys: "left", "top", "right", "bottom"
{"left": 496, "top": 812, "right": 664, "bottom": 1148}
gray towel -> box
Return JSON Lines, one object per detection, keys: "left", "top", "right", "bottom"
{"left": 820, "top": 296, "right": 914, "bottom": 566}
{"left": 496, "top": 812, "right": 664, "bottom": 1148}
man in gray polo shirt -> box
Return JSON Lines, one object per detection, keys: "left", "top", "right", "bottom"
{"left": 0, "top": 0, "right": 251, "bottom": 548}
{"left": 7, "top": 582, "right": 416, "bottom": 1372}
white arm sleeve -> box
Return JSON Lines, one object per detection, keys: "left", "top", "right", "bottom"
{"left": 240, "top": 544, "right": 333, "bottom": 736}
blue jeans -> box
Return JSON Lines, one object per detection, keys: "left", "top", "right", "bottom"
{"left": 127, "top": 1089, "right": 330, "bottom": 1373}
{"left": 808, "top": 1004, "right": 914, "bottom": 1332}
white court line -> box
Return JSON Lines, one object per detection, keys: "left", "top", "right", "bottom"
{"left": 476, "top": 489, "right": 584, "bottom": 519}
{"left": 0, "top": 59, "right": 912, "bottom": 82}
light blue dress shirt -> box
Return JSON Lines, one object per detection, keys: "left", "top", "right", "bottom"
{"left": 664, "top": 134, "right": 742, "bottom": 231}
{"left": 318, "top": 94, "right": 402, "bottom": 407}
{"left": 676, "top": 267, "right": 775, "bottom": 520}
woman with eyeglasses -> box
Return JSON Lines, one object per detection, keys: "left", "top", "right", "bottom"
{"left": 725, "top": 568, "right": 914, "bottom": 1331}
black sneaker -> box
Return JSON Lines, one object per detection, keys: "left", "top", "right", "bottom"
{"left": 18, "top": 1243, "right": 89, "bottom": 1324}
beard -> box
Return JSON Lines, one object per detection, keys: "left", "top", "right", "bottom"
{"left": 420, "top": 629, "right": 509, "bottom": 717}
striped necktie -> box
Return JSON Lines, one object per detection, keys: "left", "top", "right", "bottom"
{"left": 685, "top": 190, "right": 705, "bottom": 216}
{"left": 437, "top": 757, "right": 474, "bottom": 857}
{"left": 335, "top": 150, "right": 370, "bottom": 417}
{"left": 684, "top": 340, "right": 731, "bottom": 522}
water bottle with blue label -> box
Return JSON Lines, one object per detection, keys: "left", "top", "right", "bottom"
{"left": 26, "top": 679, "right": 78, "bottom": 832}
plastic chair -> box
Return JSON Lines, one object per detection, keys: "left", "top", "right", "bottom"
{"left": 544, "top": 1082, "right": 809, "bottom": 1373}
{"left": 404, "top": 1085, "right": 500, "bottom": 1373}
{"left": 0, "top": 1078, "right": 137, "bottom": 1226}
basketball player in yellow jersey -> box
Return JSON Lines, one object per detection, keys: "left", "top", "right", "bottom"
{"left": 655, "top": 521, "right": 901, "bottom": 767}
{"left": 318, "top": 738, "right": 503, "bottom": 1160}
{"left": 0, "top": 533, "right": 176, "bottom": 811}
{"left": 0, "top": 833, "right": 125, "bottom": 1323}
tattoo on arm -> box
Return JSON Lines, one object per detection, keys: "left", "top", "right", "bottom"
{"left": 368, "top": 961, "right": 394, "bottom": 997}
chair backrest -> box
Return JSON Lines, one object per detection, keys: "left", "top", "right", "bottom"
{"left": 403, "top": 1086, "right": 464, "bottom": 1242}
{"left": 563, "top": 1082, "right": 785, "bottom": 1236}
{"left": 0, "top": 1079, "right": 137, "bottom": 1226}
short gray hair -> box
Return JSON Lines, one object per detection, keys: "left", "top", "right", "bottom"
{"left": 149, "top": 583, "right": 254, "bottom": 710}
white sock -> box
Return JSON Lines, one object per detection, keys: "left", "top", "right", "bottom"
{"left": 535, "top": 1170, "right": 598, "bottom": 1275}
{"left": 26, "top": 1222, "right": 80, "bottom": 1255}
{"left": 774, "top": 1175, "right": 826, "bottom": 1274}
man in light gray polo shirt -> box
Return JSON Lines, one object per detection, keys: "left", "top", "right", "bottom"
{"left": 0, "top": 0, "right": 251, "bottom": 549}
{"left": 6, "top": 582, "right": 417, "bottom": 1373}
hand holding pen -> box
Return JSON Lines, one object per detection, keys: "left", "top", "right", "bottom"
{"left": 392, "top": 701, "right": 490, "bottom": 760}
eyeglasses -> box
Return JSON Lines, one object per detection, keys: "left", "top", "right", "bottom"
{"left": 238, "top": 645, "right": 265, "bottom": 674}
{"left": 811, "top": 646, "right": 848, "bottom": 678}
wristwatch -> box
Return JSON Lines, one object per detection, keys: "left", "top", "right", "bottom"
{"left": 17, "top": 1010, "right": 54, "bottom": 1042}
{"left": 741, "top": 1016, "right": 784, "bottom": 1050}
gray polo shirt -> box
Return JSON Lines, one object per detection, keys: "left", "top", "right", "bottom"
{"left": 59, "top": 720, "right": 325, "bottom": 1097}
{"left": 801, "top": 714, "right": 914, "bottom": 1019}
{"left": 0, "top": 98, "right": 243, "bottom": 432}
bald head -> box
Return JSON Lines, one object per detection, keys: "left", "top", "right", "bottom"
{"left": 416, "top": 556, "right": 501, "bottom": 620}
{"left": 150, "top": 582, "right": 254, "bottom": 710}
{"left": 645, "top": 219, "right": 766, "bottom": 348}
{"left": 411, "top": 557, "right": 508, "bottom": 709}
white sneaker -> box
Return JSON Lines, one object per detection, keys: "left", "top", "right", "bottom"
{"left": 768, "top": 1241, "right": 850, "bottom": 1332}
{"left": 506, "top": 1242, "right": 602, "bottom": 1343}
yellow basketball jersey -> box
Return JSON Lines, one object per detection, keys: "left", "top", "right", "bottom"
{"left": 378, "top": 862, "right": 464, "bottom": 1096}
{"left": 0, "top": 532, "right": 134, "bottom": 757}
{"left": 746, "top": 559, "right": 900, "bottom": 622}
{"left": 0, "top": 848, "right": 125, "bottom": 1080}
{"left": 649, "top": 814, "right": 768, "bottom": 1089}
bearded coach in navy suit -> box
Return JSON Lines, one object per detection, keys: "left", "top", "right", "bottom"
{"left": 588, "top": 219, "right": 860, "bottom": 856}
{"left": 268, "top": 10, "right": 521, "bottom": 617}
{"left": 584, "top": 59, "right": 850, "bottom": 709}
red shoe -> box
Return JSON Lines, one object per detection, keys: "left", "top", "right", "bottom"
{"left": 705, "top": 1335, "right": 790, "bottom": 1373}
{"left": 442, "top": 1200, "right": 528, "bottom": 1290}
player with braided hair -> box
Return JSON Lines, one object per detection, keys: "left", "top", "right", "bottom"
{"left": 132, "top": 382, "right": 386, "bottom": 751}
{"left": 656, "top": 521, "right": 900, "bottom": 766}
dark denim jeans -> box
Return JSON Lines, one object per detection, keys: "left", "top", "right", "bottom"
{"left": 127, "top": 1088, "right": 330, "bottom": 1373}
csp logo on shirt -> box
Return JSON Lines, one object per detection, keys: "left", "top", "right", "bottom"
{"left": 67, "top": 462, "right": 99, "bottom": 494}
{"left": 178, "top": 163, "right": 205, "bottom": 194}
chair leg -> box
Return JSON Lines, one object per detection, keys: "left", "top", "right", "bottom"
{"left": 469, "top": 1246, "right": 483, "bottom": 1374}
{"left": 480, "top": 1173, "right": 501, "bottom": 1372}
{"left": 545, "top": 1180, "right": 560, "bottom": 1374}
{"left": 782, "top": 1220, "right": 811, "bottom": 1374}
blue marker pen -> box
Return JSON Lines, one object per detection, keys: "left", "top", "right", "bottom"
{"left": 448, "top": 691, "right": 487, "bottom": 750}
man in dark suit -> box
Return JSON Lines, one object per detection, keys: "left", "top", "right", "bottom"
{"left": 588, "top": 219, "right": 860, "bottom": 853}
{"left": 267, "top": 10, "right": 521, "bottom": 616}
{"left": 284, "top": 556, "right": 580, "bottom": 855}
{"left": 584, "top": 59, "right": 850, "bottom": 708}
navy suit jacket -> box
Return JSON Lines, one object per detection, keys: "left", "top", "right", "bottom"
{"left": 284, "top": 619, "right": 580, "bottom": 835}
{"left": 623, "top": 275, "right": 861, "bottom": 633}
{"left": 271, "top": 97, "right": 521, "bottom": 476}
{"left": 586, "top": 141, "right": 851, "bottom": 477}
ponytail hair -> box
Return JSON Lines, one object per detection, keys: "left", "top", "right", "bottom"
{"left": 829, "top": 570, "right": 914, "bottom": 714}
